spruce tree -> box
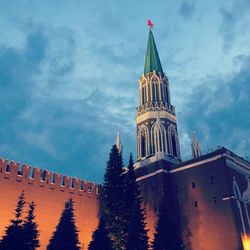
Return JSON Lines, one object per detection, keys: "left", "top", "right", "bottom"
{"left": 126, "top": 200, "right": 149, "bottom": 250}
{"left": 23, "top": 201, "right": 40, "bottom": 250}
{"left": 102, "top": 145, "right": 126, "bottom": 250}
{"left": 47, "top": 198, "right": 80, "bottom": 250}
{"left": 152, "top": 200, "right": 184, "bottom": 250}
{"left": 125, "top": 154, "right": 148, "bottom": 250}
{"left": 0, "top": 191, "right": 26, "bottom": 250}
{"left": 88, "top": 216, "right": 113, "bottom": 250}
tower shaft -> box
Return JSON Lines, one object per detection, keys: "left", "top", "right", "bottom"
{"left": 136, "top": 29, "right": 181, "bottom": 164}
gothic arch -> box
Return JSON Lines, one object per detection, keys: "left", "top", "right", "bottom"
{"left": 138, "top": 125, "right": 149, "bottom": 159}
{"left": 233, "top": 177, "right": 250, "bottom": 238}
{"left": 167, "top": 124, "right": 179, "bottom": 158}
{"left": 150, "top": 74, "right": 160, "bottom": 102}
{"left": 151, "top": 120, "right": 167, "bottom": 154}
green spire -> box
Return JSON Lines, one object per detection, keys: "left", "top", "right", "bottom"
{"left": 144, "top": 29, "right": 163, "bottom": 74}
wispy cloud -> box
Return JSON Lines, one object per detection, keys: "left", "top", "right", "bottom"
{"left": 219, "top": 0, "right": 250, "bottom": 51}
{"left": 179, "top": 55, "right": 250, "bottom": 158}
{"left": 179, "top": 1, "right": 195, "bottom": 18}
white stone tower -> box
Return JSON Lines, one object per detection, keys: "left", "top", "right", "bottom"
{"left": 136, "top": 27, "right": 181, "bottom": 166}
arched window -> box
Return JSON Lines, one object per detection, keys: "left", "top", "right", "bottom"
{"left": 156, "top": 83, "right": 159, "bottom": 101}
{"left": 141, "top": 132, "right": 146, "bottom": 157}
{"left": 233, "top": 178, "right": 249, "bottom": 239}
{"left": 138, "top": 125, "right": 149, "bottom": 158}
{"left": 143, "top": 86, "right": 147, "bottom": 104}
{"left": 164, "top": 85, "right": 168, "bottom": 103}
{"left": 172, "top": 133, "right": 177, "bottom": 157}
{"left": 152, "top": 83, "right": 156, "bottom": 102}
{"left": 160, "top": 84, "right": 164, "bottom": 102}
{"left": 151, "top": 119, "right": 167, "bottom": 154}
{"left": 168, "top": 125, "right": 179, "bottom": 157}
{"left": 141, "top": 87, "right": 144, "bottom": 104}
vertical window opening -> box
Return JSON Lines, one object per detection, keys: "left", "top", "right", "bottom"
{"left": 141, "top": 134, "right": 146, "bottom": 157}
{"left": 159, "top": 131, "right": 162, "bottom": 151}
{"left": 210, "top": 176, "right": 215, "bottom": 184}
{"left": 164, "top": 85, "right": 167, "bottom": 103}
{"left": 141, "top": 87, "right": 144, "bottom": 104}
{"left": 192, "top": 182, "right": 196, "bottom": 188}
{"left": 152, "top": 83, "right": 156, "bottom": 102}
{"left": 160, "top": 84, "right": 163, "bottom": 101}
{"left": 194, "top": 201, "right": 198, "bottom": 207}
{"left": 156, "top": 84, "right": 159, "bottom": 101}
{"left": 151, "top": 133, "right": 155, "bottom": 154}
{"left": 172, "top": 133, "right": 177, "bottom": 157}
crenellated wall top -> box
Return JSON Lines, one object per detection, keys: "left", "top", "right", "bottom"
{"left": 0, "top": 158, "right": 99, "bottom": 195}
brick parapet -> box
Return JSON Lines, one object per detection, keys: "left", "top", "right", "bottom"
{"left": 0, "top": 158, "right": 99, "bottom": 197}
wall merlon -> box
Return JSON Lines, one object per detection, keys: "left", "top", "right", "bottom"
{"left": 9, "top": 161, "right": 20, "bottom": 176}
{"left": 21, "top": 164, "right": 31, "bottom": 178}
{"left": 0, "top": 158, "right": 8, "bottom": 172}
{"left": 42, "top": 170, "right": 52, "bottom": 183}
{"left": 72, "top": 177, "right": 79, "bottom": 189}
{"left": 32, "top": 167, "right": 43, "bottom": 181}
{"left": 53, "top": 172, "right": 62, "bottom": 186}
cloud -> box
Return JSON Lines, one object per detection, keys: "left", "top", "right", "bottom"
{"left": 219, "top": 0, "right": 250, "bottom": 51}
{"left": 179, "top": 1, "right": 195, "bottom": 18}
{"left": 0, "top": 27, "right": 48, "bottom": 132}
{"left": 179, "top": 55, "right": 250, "bottom": 159}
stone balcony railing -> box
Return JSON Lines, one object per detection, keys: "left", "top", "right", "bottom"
{"left": 136, "top": 101, "right": 175, "bottom": 116}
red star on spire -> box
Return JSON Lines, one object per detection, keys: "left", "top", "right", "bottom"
{"left": 147, "top": 19, "right": 154, "bottom": 29}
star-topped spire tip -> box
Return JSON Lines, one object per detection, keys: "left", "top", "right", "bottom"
{"left": 147, "top": 19, "right": 154, "bottom": 29}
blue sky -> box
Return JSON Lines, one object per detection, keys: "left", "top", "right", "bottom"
{"left": 0, "top": 0, "right": 249, "bottom": 183}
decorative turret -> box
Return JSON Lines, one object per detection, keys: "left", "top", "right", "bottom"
{"left": 116, "top": 131, "right": 123, "bottom": 155}
{"left": 191, "top": 131, "right": 202, "bottom": 158}
{"left": 136, "top": 21, "right": 181, "bottom": 165}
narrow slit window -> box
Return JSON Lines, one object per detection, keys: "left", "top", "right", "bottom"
{"left": 194, "top": 201, "right": 198, "bottom": 207}
{"left": 192, "top": 182, "right": 196, "bottom": 188}
{"left": 210, "top": 176, "right": 215, "bottom": 184}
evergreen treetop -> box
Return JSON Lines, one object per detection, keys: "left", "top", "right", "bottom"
{"left": 0, "top": 191, "right": 26, "bottom": 250}
{"left": 13, "top": 191, "right": 25, "bottom": 227}
{"left": 47, "top": 198, "right": 80, "bottom": 250}
{"left": 88, "top": 216, "right": 113, "bottom": 250}
{"left": 102, "top": 145, "right": 126, "bottom": 250}
{"left": 23, "top": 201, "right": 40, "bottom": 250}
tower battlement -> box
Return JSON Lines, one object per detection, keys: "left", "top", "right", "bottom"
{"left": 0, "top": 158, "right": 99, "bottom": 196}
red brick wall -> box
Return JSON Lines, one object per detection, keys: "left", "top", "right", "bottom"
{"left": 0, "top": 158, "right": 99, "bottom": 250}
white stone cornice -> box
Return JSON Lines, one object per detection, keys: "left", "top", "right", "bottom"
{"left": 135, "top": 152, "right": 250, "bottom": 182}
{"left": 226, "top": 157, "right": 250, "bottom": 176}
{"left": 136, "top": 110, "right": 176, "bottom": 124}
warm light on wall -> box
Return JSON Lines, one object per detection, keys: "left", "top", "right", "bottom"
{"left": 242, "top": 235, "right": 250, "bottom": 250}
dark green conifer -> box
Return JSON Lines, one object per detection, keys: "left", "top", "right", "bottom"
{"left": 102, "top": 145, "right": 126, "bottom": 249}
{"left": 88, "top": 216, "right": 113, "bottom": 250}
{"left": 126, "top": 201, "right": 149, "bottom": 250}
{"left": 125, "top": 154, "right": 148, "bottom": 250}
{"left": 0, "top": 191, "right": 26, "bottom": 250}
{"left": 47, "top": 198, "right": 80, "bottom": 250}
{"left": 23, "top": 201, "right": 40, "bottom": 250}
{"left": 152, "top": 200, "right": 184, "bottom": 250}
